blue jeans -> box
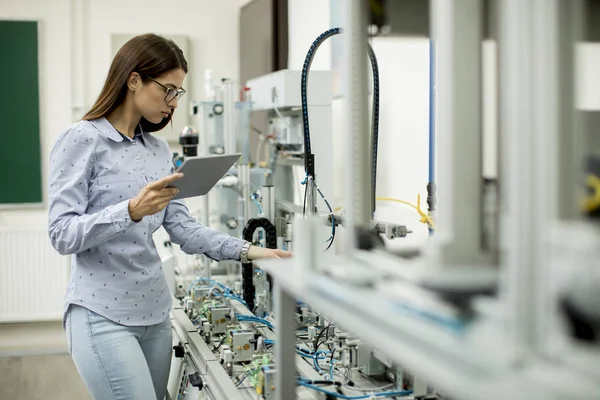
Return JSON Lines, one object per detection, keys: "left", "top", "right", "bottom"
{"left": 66, "top": 305, "right": 172, "bottom": 400}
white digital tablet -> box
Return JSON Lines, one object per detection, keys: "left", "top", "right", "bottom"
{"left": 167, "top": 153, "right": 241, "bottom": 200}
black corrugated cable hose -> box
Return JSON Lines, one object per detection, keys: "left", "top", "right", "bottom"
{"left": 241, "top": 218, "right": 277, "bottom": 312}
{"left": 300, "top": 28, "right": 381, "bottom": 215}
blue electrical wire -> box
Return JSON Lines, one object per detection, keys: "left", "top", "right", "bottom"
{"left": 253, "top": 198, "right": 263, "bottom": 215}
{"left": 329, "top": 359, "right": 335, "bottom": 381}
{"left": 236, "top": 315, "right": 271, "bottom": 324}
{"left": 295, "top": 347, "right": 333, "bottom": 379}
{"left": 302, "top": 174, "right": 335, "bottom": 249}
{"left": 188, "top": 277, "right": 233, "bottom": 295}
{"left": 316, "top": 187, "right": 333, "bottom": 214}
{"left": 296, "top": 350, "right": 326, "bottom": 373}
{"left": 428, "top": 39, "right": 436, "bottom": 186}
{"left": 295, "top": 347, "right": 330, "bottom": 357}
{"left": 297, "top": 381, "right": 413, "bottom": 399}
{"left": 236, "top": 314, "right": 275, "bottom": 329}
{"left": 188, "top": 278, "right": 247, "bottom": 306}
{"left": 391, "top": 301, "right": 465, "bottom": 333}
{"left": 223, "top": 293, "right": 247, "bottom": 305}
{"left": 316, "top": 185, "right": 336, "bottom": 250}
{"left": 296, "top": 350, "right": 328, "bottom": 376}
{"left": 235, "top": 369, "right": 253, "bottom": 387}
{"left": 428, "top": 39, "right": 436, "bottom": 237}
{"left": 193, "top": 285, "right": 246, "bottom": 306}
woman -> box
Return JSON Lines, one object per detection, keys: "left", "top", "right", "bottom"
{"left": 48, "top": 33, "right": 289, "bottom": 400}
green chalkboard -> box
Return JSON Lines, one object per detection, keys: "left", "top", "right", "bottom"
{"left": 0, "top": 21, "right": 42, "bottom": 205}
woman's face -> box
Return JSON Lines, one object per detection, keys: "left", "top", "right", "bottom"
{"left": 134, "top": 68, "right": 186, "bottom": 124}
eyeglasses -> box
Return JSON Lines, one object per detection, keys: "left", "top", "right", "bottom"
{"left": 145, "top": 76, "right": 186, "bottom": 103}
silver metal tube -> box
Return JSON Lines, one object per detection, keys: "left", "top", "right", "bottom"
{"left": 305, "top": 177, "right": 318, "bottom": 216}
{"left": 222, "top": 79, "right": 238, "bottom": 155}
{"left": 200, "top": 111, "right": 211, "bottom": 229}
{"left": 262, "top": 185, "right": 276, "bottom": 222}
{"left": 499, "top": 0, "right": 560, "bottom": 358}
{"left": 238, "top": 163, "right": 251, "bottom": 226}
{"left": 285, "top": 218, "right": 293, "bottom": 252}
{"left": 342, "top": 0, "right": 370, "bottom": 256}
{"left": 430, "top": 0, "right": 484, "bottom": 266}
{"left": 202, "top": 195, "right": 210, "bottom": 226}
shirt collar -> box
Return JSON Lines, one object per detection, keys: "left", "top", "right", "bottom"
{"left": 90, "top": 117, "right": 125, "bottom": 142}
{"left": 119, "top": 130, "right": 145, "bottom": 145}
{"left": 90, "top": 117, "right": 146, "bottom": 144}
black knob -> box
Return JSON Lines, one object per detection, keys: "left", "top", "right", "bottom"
{"left": 188, "top": 372, "right": 204, "bottom": 389}
{"left": 173, "top": 343, "right": 185, "bottom": 358}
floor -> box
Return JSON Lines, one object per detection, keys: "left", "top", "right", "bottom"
{"left": 0, "top": 354, "right": 91, "bottom": 400}
{"left": 0, "top": 321, "right": 67, "bottom": 358}
{"left": 0, "top": 321, "right": 91, "bottom": 400}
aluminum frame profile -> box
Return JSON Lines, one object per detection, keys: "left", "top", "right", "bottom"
{"left": 428, "top": 0, "right": 488, "bottom": 268}
{"left": 341, "top": 0, "right": 371, "bottom": 257}
{"left": 497, "top": 0, "right": 563, "bottom": 361}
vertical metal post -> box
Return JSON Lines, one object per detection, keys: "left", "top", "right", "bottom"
{"left": 262, "top": 185, "right": 276, "bottom": 222}
{"left": 197, "top": 111, "right": 212, "bottom": 230}
{"left": 429, "top": 0, "right": 485, "bottom": 266}
{"left": 222, "top": 79, "right": 239, "bottom": 155}
{"left": 531, "top": 0, "right": 561, "bottom": 353}
{"left": 557, "top": 0, "right": 584, "bottom": 220}
{"left": 274, "top": 283, "right": 296, "bottom": 400}
{"left": 238, "top": 163, "right": 252, "bottom": 227}
{"left": 498, "top": 0, "right": 535, "bottom": 360}
{"left": 499, "top": 0, "right": 560, "bottom": 358}
{"left": 342, "top": 0, "right": 370, "bottom": 256}
{"left": 285, "top": 217, "right": 293, "bottom": 252}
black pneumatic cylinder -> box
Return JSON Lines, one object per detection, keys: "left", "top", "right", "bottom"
{"left": 179, "top": 126, "right": 199, "bottom": 158}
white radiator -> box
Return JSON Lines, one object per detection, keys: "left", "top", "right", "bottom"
{"left": 0, "top": 228, "right": 70, "bottom": 322}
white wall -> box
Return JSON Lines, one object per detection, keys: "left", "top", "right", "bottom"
{"left": 288, "top": 0, "right": 332, "bottom": 70}
{"left": 85, "top": 0, "right": 246, "bottom": 122}
{"left": 0, "top": 0, "right": 73, "bottom": 227}
{"left": 0, "top": 0, "right": 247, "bottom": 228}
{"left": 577, "top": 43, "right": 600, "bottom": 110}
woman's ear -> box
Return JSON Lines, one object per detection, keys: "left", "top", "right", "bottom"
{"left": 127, "top": 72, "right": 141, "bottom": 91}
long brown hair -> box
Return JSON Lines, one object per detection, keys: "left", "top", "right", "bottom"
{"left": 82, "top": 33, "right": 188, "bottom": 132}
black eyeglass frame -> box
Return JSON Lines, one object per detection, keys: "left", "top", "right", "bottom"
{"left": 145, "top": 75, "right": 186, "bottom": 103}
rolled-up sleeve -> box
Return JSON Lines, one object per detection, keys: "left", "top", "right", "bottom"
{"left": 162, "top": 200, "right": 245, "bottom": 261}
{"left": 48, "top": 128, "right": 136, "bottom": 255}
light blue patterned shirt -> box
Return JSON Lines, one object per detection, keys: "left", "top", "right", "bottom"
{"left": 48, "top": 117, "right": 245, "bottom": 326}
